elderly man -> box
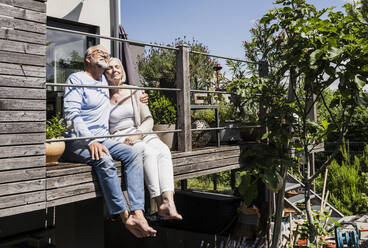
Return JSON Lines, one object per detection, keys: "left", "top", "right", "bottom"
{"left": 61, "top": 45, "right": 156, "bottom": 238}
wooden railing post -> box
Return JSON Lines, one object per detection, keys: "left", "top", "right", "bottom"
{"left": 176, "top": 44, "right": 192, "bottom": 152}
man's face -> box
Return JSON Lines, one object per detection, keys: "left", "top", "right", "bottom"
{"left": 89, "top": 47, "right": 110, "bottom": 70}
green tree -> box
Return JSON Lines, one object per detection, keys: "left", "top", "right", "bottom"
{"left": 231, "top": 0, "right": 368, "bottom": 245}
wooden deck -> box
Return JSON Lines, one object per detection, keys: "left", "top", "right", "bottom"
{"left": 0, "top": 145, "right": 240, "bottom": 217}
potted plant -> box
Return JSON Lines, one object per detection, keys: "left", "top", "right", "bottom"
{"left": 148, "top": 91, "right": 177, "bottom": 149}
{"left": 46, "top": 114, "right": 67, "bottom": 165}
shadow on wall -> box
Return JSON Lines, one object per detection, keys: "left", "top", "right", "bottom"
{"left": 62, "top": 1, "right": 84, "bottom": 22}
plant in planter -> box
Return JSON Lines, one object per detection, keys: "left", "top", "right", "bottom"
{"left": 148, "top": 90, "right": 177, "bottom": 149}
{"left": 46, "top": 114, "right": 67, "bottom": 165}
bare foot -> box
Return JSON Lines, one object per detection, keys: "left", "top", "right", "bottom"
{"left": 121, "top": 210, "right": 157, "bottom": 238}
{"left": 158, "top": 201, "right": 183, "bottom": 220}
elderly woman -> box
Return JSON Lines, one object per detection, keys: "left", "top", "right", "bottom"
{"left": 105, "top": 57, "right": 182, "bottom": 220}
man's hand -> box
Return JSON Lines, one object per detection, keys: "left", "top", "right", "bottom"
{"left": 89, "top": 141, "right": 110, "bottom": 160}
{"left": 140, "top": 90, "right": 149, "bottom": 105}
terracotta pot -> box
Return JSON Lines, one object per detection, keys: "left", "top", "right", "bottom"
{"left": 45, "top": 140, "right": 65, "bottom": 165}
{"left": 153, "top": 124, "right": 176, "bottom": 149}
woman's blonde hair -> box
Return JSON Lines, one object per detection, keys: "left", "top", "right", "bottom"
{"left": 107, "top": 57, "right": 126, "bottom": 84}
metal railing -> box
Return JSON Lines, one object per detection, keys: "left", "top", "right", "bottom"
{"left": 45, "top": 26, "right": 267, "bottom": 151}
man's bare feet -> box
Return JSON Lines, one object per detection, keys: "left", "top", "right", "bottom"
{"left": 121, "top": 210, "right": 157, "bottom": 238}
{"left": 157, "top": 191, "right": 183, "bottom": 220}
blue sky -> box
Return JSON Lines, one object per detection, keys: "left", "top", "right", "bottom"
{"left": 121, "top": 0, "right": 351, "bottom": 67}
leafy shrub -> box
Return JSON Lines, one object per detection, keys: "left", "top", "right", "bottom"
{"left": 46, "top": 114, "right": 67, "bottom": 139}
{"left": 148, "top": 90, "right": 177, "bottom": 125}
{"left": 323, "top": 143, "right": 368, "bottom": 215}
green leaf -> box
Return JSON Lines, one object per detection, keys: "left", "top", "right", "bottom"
{"left": 261, "top": 170, "right": 283, "bottom": 192}
{"left": 261, "top": 131, "right": 271, "bottom": 140}
{"left": 321, "top": 120, "right": 330, "bottom": 129}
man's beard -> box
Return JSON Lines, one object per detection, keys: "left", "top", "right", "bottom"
{"left": 91, "top": 58, "right": 108, "bottom": 69}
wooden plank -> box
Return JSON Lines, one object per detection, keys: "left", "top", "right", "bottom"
{"left": 0, "top": 4, "right": 46, "bottom": 23}
{"left": 0, "top": 144, "right": 45, "bottom": 158}
{"left": 174, "top": 164, "right": 240, "bottom": 181}
{"left": 47, "top": 191, "right": 101, "bottom": 208}
{"left": 0, "top": 40, "right": 45, "bottom": 55}
{"left": 171, "top": 146, "right": 240, "bottom": 159}
{"left": 0, "top": 51, "right": 45, "bottom": 66}
{"left": 174, "top": 157, "right": 239, "bottom": 174}
{"left": 0, "top": 122, "right": 45, "bottom": 134}
{"left": 0, "top": 111, "right": 45, "bottom": 121}
{"left": 0, "top": 155, "right": 45, "bottom": 170}
{"left": 46, "top": 181, "right": 100, "bottom": 201}
{"left": 47, "top": 162, "right": 122, "bottom": 177}
{"left": 0, "top": 202, "right": 45, "bottom": 218}
{"left": 0, "top": 16, "right": 46, "bottom": 34}
{"left": 0, "top": 75, "right": 45, "bottom": 88}
{"left": 0, "top": 191, "right": 45, "bottom": 209}
{"left": 0, "top": 178, "right": 45, "bottom": 195}
{"left": 0, "top": 0, "right": 46, "bottom": 13}
{"left": 0, "top": 63, "right": 45, "bottom": 77}
{"left": 173, "top": 149, "right": 240, "bottom": 167}
{"left": 47, "top": 168, "right": 121, "bottom": 190}
{"left": 0, "top": 133, "right": 44, "bottom": 146}
{"left": 0, "top": 167, "right": 45, "bottom": 184}
{"left": 0, "top": 99, "right": 45, "bottom": 110}
{"left": 0, "top": 29, "right": 45, "bottom": 44}
{"left": 0, "top": 87, "right": 46, "bottom": 99}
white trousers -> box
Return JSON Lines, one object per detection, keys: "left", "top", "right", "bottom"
{"left": 132, "top": 137, "right": 174, "bottom": 198}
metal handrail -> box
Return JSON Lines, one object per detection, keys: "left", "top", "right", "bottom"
{"left": 44, "top": 83, "right": 180, "bottom": 92}
{"left": 190, "top": 89, "right": 231, "bottom": 94}
{"left": 47, "top": 26, "right": 179, "bottom": 51}
{"left": 47, "top": 26, "right": 255, "bottom": 63}
{"left": 46, "top": 129, "right": 182, "bottom": 143}
{"left": 190, "top": 50, "right": 257, "bottom": 64}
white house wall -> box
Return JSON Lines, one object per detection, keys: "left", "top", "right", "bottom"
{"left": 46, "top": 0, "right": 116, "bottom": 52}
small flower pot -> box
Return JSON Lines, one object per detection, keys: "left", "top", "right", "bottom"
{"left": 45, "top": 140, "right": 65, "bottom": 165}
{"left": 153, "top": 124, "right": 176, "bottom": 149}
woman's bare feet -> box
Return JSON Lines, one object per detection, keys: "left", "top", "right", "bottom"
{"left": 157, "top": 191, "right": 183, "bottom": 220}
{"left": 121, "top": 210, "right": 157, "bottom": 238}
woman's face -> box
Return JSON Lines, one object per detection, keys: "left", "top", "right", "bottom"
{"left": 105, "top": 59, "right": 125, "bottom": 85}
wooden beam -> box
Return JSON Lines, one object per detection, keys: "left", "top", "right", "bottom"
{"left": 0, "top": 167, "right": 45, "bottom": 184}
{"left": 0, "top": 63, "right": 45, "bottom": 77}
{"left": 174, "top": 157, "right": 239, "bottom": 174}
{"left": 176, "top": 45, "right": 191, "bottom": 152}
{"left": 173, "top": 149, "right": 240, "bottom": 167}
{"left": 0, "top": 99, "right": 46, "bottom": 110}
{"left": 0, "top": 202, "right": 45, "bottom": 218}
{"left": 0, "top": 0, "right": 46, "bottom": 13}
{"left": 0, "top": 51, "right": 45, "bottom": 66}
{"left": 0, "top": 122, "right": 45, "bottom": 134}
{"left": 0, "top": 75, "right": 45, "bottom": 88}
{"left": 0, "top": 4, "right": 46, "bottom": 23}
{"left": 0, "top": 29, "right": 46, "bottom": 44}
{"left": 0, "top": 133, "right": 44, "bottom": 146}
{"left": 0, "top": 179, "right": 45, "bottom": 195}
{"left": 0, "top": 87, "right": 46, "bottom": 99}
{"left": 0, "top": 191, "right": 45, "bottom": 210}
{"left": 47, "top": 168, "right": 121, "bottom": 190}
{"left": 46, "top": 181, "right": 101, "bottom": 201}
{"left": 0, "top": 16, "right": 46, "bottom": 34}
{"left": 0, "top": 144, "right": 45, "bottom": 158}
{"left": 47, "top": 191, "right": 101, "bottom": 208}
{"left": 0, "top": 111, "right": 46, "bottom": 121}
{"left": 0, "top": 155, "right": 45, "bottom": 171}
{"left": 0, "top": 40, "right": 45, "bottom": 55}
{"left": 174, "top": 164, "right": 240, "bottom": 181}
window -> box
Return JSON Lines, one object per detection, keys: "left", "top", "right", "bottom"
{"left": 46, "top": 17, "right": 99, "bottom": 118}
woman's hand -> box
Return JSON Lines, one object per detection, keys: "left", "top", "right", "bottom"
{"left": 140, "top": 90, "right": 149, "bottom": 105}
{"left": 124, "top": 131, "right": 143, "bottom": 145}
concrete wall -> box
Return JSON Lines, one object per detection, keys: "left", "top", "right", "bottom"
{"left": 46, "top": 0, "right": 118, "bottom": 52}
